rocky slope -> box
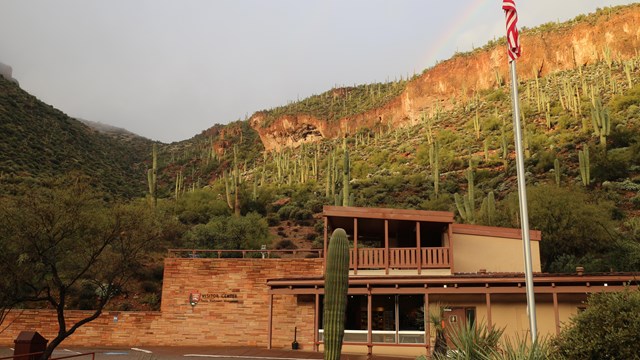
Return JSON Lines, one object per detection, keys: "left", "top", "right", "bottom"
{"left": 250, "top": 5, "right": 640, "bottom": 151}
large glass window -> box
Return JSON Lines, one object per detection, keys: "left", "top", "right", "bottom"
{"left": 372, "top": 295, "right": 396, "bottom": 343}
{"left": 399, "top": 295, "right": 425, "bottom": 344}
{"left": 318, "top": 295, "right": 367, "bottom": 343}
{"left": 318, "top": 294, "right": 427, "bottom": 344}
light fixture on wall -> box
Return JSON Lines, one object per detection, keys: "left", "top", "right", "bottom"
{"left": 189, "top": 290, "right": 201, "bottom": 308}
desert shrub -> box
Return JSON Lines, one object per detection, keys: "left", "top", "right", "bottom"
{"left": 610, "top": 83, "right": 640, "bottom": 112}
{"left": 293, "top": 208, "right": 313, "bottom": 221}
{"left": 141, "top": 281, "right": 159, "bottom": 293}
{"left": 277, "top": 205, "right": 297, "bottom": 220}
{"left": 553, "top": 288, "right": 640, "bottom": 360}
{"left": 174, "top": 189, "right": 231, "bottom": 225}
{"left": 274, "top": 239, "right": 297, "bottom": 250}
{"left": 305, "top": 199, "right": 324, "bottom": 214}
{"left": 532, "top": 150, "right": 557, "bottom": 174}
{"left": 266, "top": 213, "right": 280, "bottom": 226}
{"left": 591, "top": 147, "right": 630, "bottom": 182}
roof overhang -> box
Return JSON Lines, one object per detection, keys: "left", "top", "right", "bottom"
{"left": 267, "top": 273, "right": 639, "bottom": 295}
{"left": 323, "top": 205, "right": 455, "bottom": 223}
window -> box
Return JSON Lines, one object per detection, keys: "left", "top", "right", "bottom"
{"left": 318, "top": 294, "right": 427, "bottom": 344}
{"left": 398, "top": 295, "right": 425, "bottom": 344}
{"left": 372, "top": 295, "right": 395, "bottom": 343}
{"left": 318, "top": 295, "right": 368, "bottom": 343}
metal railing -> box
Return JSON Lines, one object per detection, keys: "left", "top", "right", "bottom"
{"left": 168, "top": 248, "right": 323, "bottom": 259}
{"left": 169, "top": 246, "right": 450, "bottom": 270}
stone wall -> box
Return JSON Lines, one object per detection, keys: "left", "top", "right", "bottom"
{"left": 0, "top": 258, "right": 324, "bottom": 349}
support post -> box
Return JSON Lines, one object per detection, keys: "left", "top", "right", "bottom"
{"left": 424, "top": 292, "right": 430, "bottom": 353}
{"left": 416, "top": 221, "right": 422, "bottom": 275}
{"left": 268, "top": 294, "right": 273, "bottom": 349}
{"left": 447, "top": 224, "right": 454, "bottom": 273}
{"left": 323, "top": 216, "right": 328, "bottom": 273}
{"left": 509, "top": 59, "right": 538, "bottom": 341}
{"left": 553, "top": 291, "right": 560, "bottom": 335}
{"left": 314, "top": 292, "right": 320, "bottom": 351}
{"left": 367, "top": 290, "right": 373, "bottom": 356}
{"left": 384, "top": 220, "right": 389, "bottom": 275}
{"left": 354, "top": 218, "right": 358, "bottom": 274}
{"left": 485, "top": 292, "right": 492, "bottom": 329}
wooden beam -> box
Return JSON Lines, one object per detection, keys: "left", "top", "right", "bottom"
{"left": 452, "top": 223, "right": 542, "bottom": 241}
{"left": 268, "top": 284, "right": 629, "bottom": 295}
{"left": 385, "top": 220, "right": 389, "bottom": 275}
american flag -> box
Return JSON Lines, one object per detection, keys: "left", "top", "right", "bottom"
{"left": 503, "top": 0, "right": 521, "bottom": 61}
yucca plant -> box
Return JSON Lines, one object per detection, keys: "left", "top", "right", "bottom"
{"left": 432, "top": 320, "right": 503, "bottom": 360}
{"left": 494, "top": 334, "right": 558, "bottom": 360}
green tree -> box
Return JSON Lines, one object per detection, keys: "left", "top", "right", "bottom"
{"left": 174, "top": 189, "right": 230, "bottom": 224}
{"left": 181, "top": 212, "right": 270, "bottom": 250}
{"left": 0, "top": 177, "right": 160, "bottom": 360}
{"left": 500, "top": 184, "right": 615, "bottom": 271}
{"left": 554, "top": 288, "right": 640, "bottom": 360}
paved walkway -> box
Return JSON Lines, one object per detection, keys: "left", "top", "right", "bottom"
{"left": 1, "top": 346, "right": 418, "bottom": 360}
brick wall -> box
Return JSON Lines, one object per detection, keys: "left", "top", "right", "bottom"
{"left": 0, "top": 258, "right": 324, "bottom": 348}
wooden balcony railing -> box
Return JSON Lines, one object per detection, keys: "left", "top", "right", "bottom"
{"left": 349, "top": 247, "right": 450, "bottom": 271}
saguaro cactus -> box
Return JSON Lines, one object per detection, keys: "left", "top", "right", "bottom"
{"left": 579, "top": 145, "right": 591, "bottom": 187}
{"left": 147, "top": 143, "right": 158, "bottom": 207}
{"left": 324, "top": 228, "right": 349, "bottom": 360}
{"left": 342, "top": 140, "right": 350, "bottom": 207}
{"left": 591, "top": 98, "right": 611, "bottom": 149}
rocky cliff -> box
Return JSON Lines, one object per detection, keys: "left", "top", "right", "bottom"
{"left": 249, "top": 5, "right": 640, "bottom": 151}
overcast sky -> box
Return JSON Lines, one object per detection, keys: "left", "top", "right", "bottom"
{"left": 1, "top": 0, "right": 637, "bottom": 143}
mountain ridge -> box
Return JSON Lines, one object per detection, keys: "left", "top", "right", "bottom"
{"left": 247, "top": 4, "right": 640, "bottom": 151}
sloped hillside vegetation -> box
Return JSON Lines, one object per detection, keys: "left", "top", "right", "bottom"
{"left": 0, "top": 76, "right": 152, "bottom": 197}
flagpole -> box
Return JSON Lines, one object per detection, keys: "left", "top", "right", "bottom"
{"left": 508, "top": 59, "right": 538, "bottom": 342}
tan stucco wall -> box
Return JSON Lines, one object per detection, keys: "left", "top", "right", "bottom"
{"left": 452, "top": 234, "right": 541, "bottom": 273}
{"left": 427, "top": 297, "right": 581, "bottom": 340}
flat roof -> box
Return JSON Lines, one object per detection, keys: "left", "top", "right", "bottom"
{"left": 323, "top": 205, "right": 455, "bottom": 223}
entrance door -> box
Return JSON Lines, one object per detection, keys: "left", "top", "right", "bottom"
{"left": 443, "top": 307, "right": 475, "bottom": 348}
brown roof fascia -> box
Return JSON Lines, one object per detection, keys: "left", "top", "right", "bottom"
{"left": 452, "top": 223, "right": 542, "bottom": 241}
{"left": 266, "top": 273, "right": 638, "bottom": 288}
{"left": 323, "top": 205, "right": 454, "bottom": 223}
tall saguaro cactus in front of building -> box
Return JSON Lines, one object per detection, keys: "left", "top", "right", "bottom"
{"left": 324, "top": 228, "right": 349, "bottom": 360}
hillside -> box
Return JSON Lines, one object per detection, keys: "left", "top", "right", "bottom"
{"left": 249, "top": 4, "right": 640, "bottom": 151}
{"left": 0, "top": 76, "right": 152, "bottom": 197}
{"left": 149, "top": 4, "right": 640, "bottom": 275}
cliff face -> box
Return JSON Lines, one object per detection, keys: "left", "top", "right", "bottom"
{"left": 250, "top": 5, "right": 640, "bottom": 152}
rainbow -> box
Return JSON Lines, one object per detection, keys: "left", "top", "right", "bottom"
{"left": 423, "top": 0, "right": 490, "bottom": 67}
